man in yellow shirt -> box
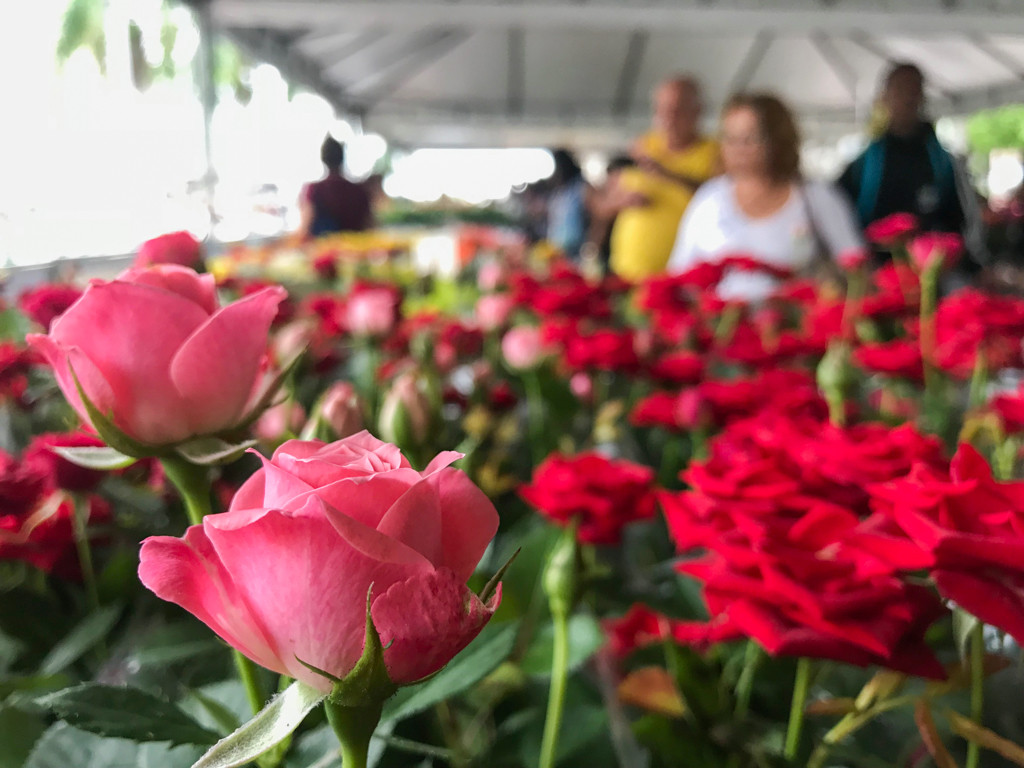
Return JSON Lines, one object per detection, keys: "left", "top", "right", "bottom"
{"left": 609, "top": 76, "right": 719, "bottom": 281}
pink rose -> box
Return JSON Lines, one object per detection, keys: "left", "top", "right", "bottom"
{"left": 138, "top": 433, "right": 500, "bottom": 691}
{"left": 475, "top": 294, "right": 514, "bottom": 332}
{"left": 135, "top": 231, "right": 203, "bottom": 269}
{"left": 28, "top": 265, "right": 285, "bottom": 447}
{"left": 346, "top": 288, "right": 398, "bottom": 336}
{"left": 477, "top": 261, "right": 505, "bottom": 292}
{"left": 908, "top": 233, "right": 963, "bottom": 272}
{"left": 501, "top": 326, "right": 544, "bottom": 370}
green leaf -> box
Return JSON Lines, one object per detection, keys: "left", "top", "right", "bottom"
{"left": 0, "top": 308, "right": 32, "bottom": 342}
{"left": 51, "top": 445, "right": 136, "bottom": 471}
{"left": 191, "top": 681, "right": 326, "bottom": 768}
{"left": 0, "top": 705, "right": 47, "bottom": 768}
{"left": 952, "top": 606, "right": 980, "bottom": 661}
{"left": 174, "top": 437, "right": 257, "bottom": 467}
{"left": 25, "top": 723, "right": 202, "bottom": 768}
{"left": 382, "top": 621, "right": 517, "bottom": 723}
{"left": 520, "top": 614, "right": 604, "bottom": 677}
{"left": 39, "top": 604, "right": 122, "bottom": 676}
{"left": 36, "top": 684, "right": 219, "bottom": 747}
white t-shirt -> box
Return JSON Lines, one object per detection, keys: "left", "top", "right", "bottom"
{"left": 666, "top": 176, "right": 864, "bottom": 301}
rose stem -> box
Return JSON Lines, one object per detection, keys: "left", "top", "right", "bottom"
{"left": 966, "top": 622, "right": 985, "bottom": 768}
{"left": 734, "top": 641, "right": 763, "bottom": 719}
{"left": 784, "top": 657, "right": 812, "bottom": 761}
{"left": 160, "top": 456, "right": 212, "bottom": 526}
{"left": 71, "top": 493, "right": 101, "bottom": 614}
{"left": 161, "top": 456, "right": 266, "bottom": 713}
{"left": 326, "top": 700, "right": 384, "bottom": 768}
{"left": 538, "top": 605, "right": 571, "bottom": 768}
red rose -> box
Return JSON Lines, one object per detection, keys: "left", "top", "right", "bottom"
{"left": 863, "top": 445, "right": 1024, "bottom": 645}
{"left": 990, "top": 388, "right": 1024, "bottom": 433}
{"left": 520, "top": 452, "right": 656, "bottom": 544}
{"left": 865, "top": 213, "right": 918, "bottom": 246}
{"left": 18, "top": 284, "right": 84, "bottom": 330}
{"left": 564, "top": 328, "right": 639, "bottom": 373}
{"left": 23, "top": 432, "right": 107, "bottom": 493}
{"left": 854, "top": 339, "right": 924, "bottom": 381}
{"left": 647, "top": 350, "right": 704, "bottom": 384}
{"left": 603, "top": 604, "right": 671, "bottom": 659}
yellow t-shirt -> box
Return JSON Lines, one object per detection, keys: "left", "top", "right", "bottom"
{"left": 610, "top": 134, "right": 719, "bottom": 282}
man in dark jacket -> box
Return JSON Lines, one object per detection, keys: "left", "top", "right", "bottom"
{"left": 838, "top": 62, "right": 984, "bottom": 272}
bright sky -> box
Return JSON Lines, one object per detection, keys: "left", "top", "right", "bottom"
{"left": 0, "top": 0, "right": 557, "bottom": 266}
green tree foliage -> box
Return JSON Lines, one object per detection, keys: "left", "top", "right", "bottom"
{"left": 967, "top": 104, "right": 1024, "bottom": 154}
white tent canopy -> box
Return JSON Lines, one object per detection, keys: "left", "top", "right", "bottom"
{"left": 207, "top": 0, "right": 1024, "bottom": 149}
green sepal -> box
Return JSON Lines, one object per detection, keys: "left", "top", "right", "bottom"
{"left": 325, "top": 590, "right": 397, "bottom": 708}
{"left": 234, "top": 345, "right": 307, "bottom": 433}
{"left": 69, "top": 364, "right": 159, "bottom": 458}
{"left": 480, "top": 547, "right": 520, "bottom": 605}
{"left": 174, "top": 437, "right": 258, "bottom": 467}
{"left": 51, "top": 445, "right": 137, "bottom": 471}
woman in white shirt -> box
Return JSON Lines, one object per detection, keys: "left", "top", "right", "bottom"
{"left": 666, "top": 93, "right": 865, "bottom": 301}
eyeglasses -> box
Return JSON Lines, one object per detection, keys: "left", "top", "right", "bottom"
{"left": 720, "top": 133, "right": 765, "bottom": 147}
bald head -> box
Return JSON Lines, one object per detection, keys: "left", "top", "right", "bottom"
{"left": 653, "top": 76, "right": 702, "bottom": 148}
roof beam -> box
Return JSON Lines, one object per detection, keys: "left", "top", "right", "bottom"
{"left": 968, "top": 33, "right": 1024, "bottom": 79}
{"left": 726, "top": 30, "right": 772, "bottom": 95}
{"left": 301, "top": 28, "right": 387, "bottom": 64}
{"left": 844, "top": 31, "right": 958, "bottom": 100}
{"left": 222, "top": 26, "right": 356, "bottom": 115}
{"left": 507, "top": 28, "right": 525, "bottom": 116}
{"left": 612, "top": 30, "right": 648, "bottom": 118}
{"left": 211, "top": 2, "right": 1024, "bottom": 35}
{"left": 356, "top": 29, "right": 470, "bottom": 109}
{"left": 321, "top": 30, "right": 391, "bottom": 79}
{"left": 809, "top": 31, "right": 858, "bottom": 101}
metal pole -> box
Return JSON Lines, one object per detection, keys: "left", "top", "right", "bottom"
{"left": 192, "top": 0, "right": 218, "bottom": 235}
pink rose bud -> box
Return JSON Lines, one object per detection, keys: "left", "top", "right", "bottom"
{"left": 477, "top": 261, "right": 505, "bottom": 292}
{"left": 837, "top": 247, "right": 870, "bottom": 271}
{"left": 346, "top": 289, "right": 398, "bottom": 336}
{"left": 864, "top": 213, "right": 918, "bottom": 246}
{"left": 378, "top": 371, "right": 432, "bottom": 446}
{"left": 319, "top": 382, "right": 364, "bottom": 439}
{"left": 570, "top": 372, "right": 593, "bottom": 402}
{"left": 134, "top": 231, "right": 203, "bottom": 269}
{"left": 28, "top": 265, "right": 285, "bottom": 447}
{"left": 271, "top": 320, "right": 315, "bottom": 368}
{"left": 138, "top": 433, "right": 501, "bottom": 692}
{"left": 255, "top": 400, "right": 306, "bottom": 445}
{"left": 908, "top": 233, "right": 964, "bottom": 272}
{"left": 501, "top": 326, "right": 544, "bottom": 370}
{"left": 475, "top": 294, "right": 514, "bottom": 332}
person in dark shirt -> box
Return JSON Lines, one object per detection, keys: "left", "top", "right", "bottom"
{"left": 838, "top": 63, "right": 981, "bottom": 269}
{"left": 299, "top": 136, "right": 374, "bottom": 239}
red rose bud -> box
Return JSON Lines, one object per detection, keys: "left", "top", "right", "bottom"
{"left": 837, "top": 247, "right": 870, "bottom": 271}
{"left": 865, "top": 213, "right": 918, "bottom": 246}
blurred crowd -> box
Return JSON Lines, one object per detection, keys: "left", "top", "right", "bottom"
{"left": 297, "top": 60, "right": 1024, "bottom": 301}
{"left": 514, "top": 63, "right": 1024, "bottom": 299}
